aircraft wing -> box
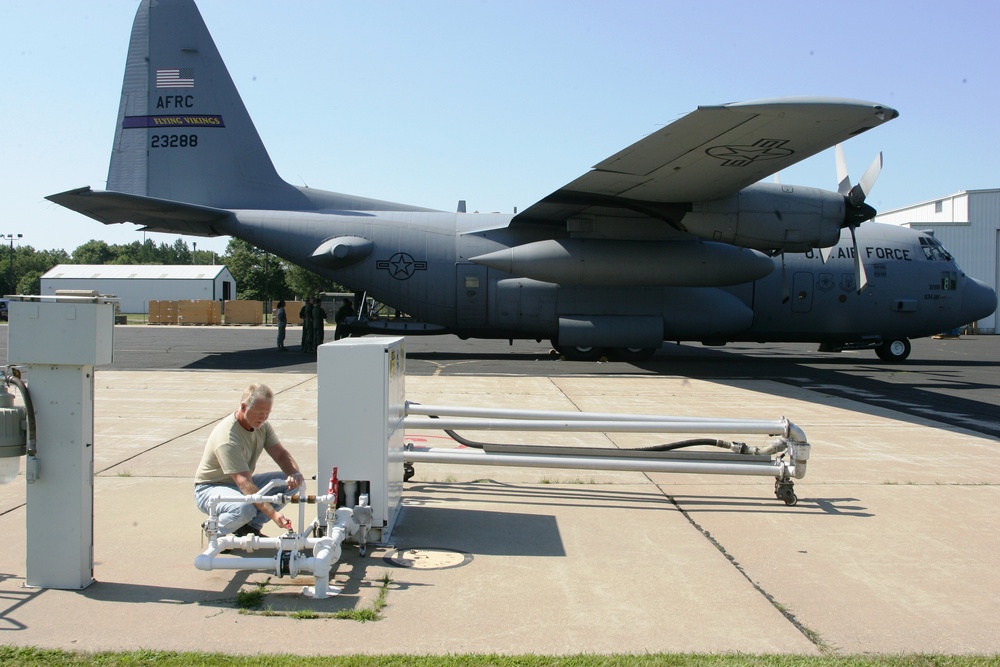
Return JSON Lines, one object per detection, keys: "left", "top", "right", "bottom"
{"left": 46, "top": 187, "right": 233, "bottom": 237}
{"left": 514, "top": 97, "right": 898, "bottom": 227}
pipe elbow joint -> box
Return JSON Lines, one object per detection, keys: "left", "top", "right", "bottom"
{"left": 783, "top": 418, "right": 807, "bottom": 444}
{"left": 195, "top": 554, "right": 214, "bottom": 571}
{"left": 790, "top": 442, "right": 811, "bottom": 479}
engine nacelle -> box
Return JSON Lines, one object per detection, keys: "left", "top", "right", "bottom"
{"left": 681, "top": 183, "right": 844, "bottom": 253}
{"left": 310, "top": 235, "right": 373, "bottom": 269}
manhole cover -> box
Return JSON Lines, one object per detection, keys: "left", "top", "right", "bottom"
{"left": 384, "top": 548, "right": 472, "bottom": 570}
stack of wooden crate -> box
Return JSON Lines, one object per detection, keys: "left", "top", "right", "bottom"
{"left": 148, "top": 300, "right": 178, "bottom": 324}
{"left": 284, "top": 301, "right": 305, "bottom": 325}
{"left": 224, "top": 300, "right": 263, "bottom": 325}
{"left": 177, "top": 300, "right": 222, "bottom": 325}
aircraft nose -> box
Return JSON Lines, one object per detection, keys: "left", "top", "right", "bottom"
{"left": 962, "top": 277, "right": 998, "bottom": 324}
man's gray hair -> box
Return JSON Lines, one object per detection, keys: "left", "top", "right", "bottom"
{"left": 241, "top": 383, "right": 273, "bottom": 408}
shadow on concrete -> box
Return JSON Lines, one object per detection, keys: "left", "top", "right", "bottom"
{"left": 0, "top": 573, "right": 41, "bottom": 632}
{"left": 391, "top": 505, "right": 565, "bottom": 557}
{"left": 403, "top": 481, "right": 673, "bottom": 515}
{"left": 78, "top": 569, "right": 255, "bottom": 606}
{"left": 668, "top": 494, "right": 874, "bottom": 518}
{"left": 183, "top": 347, "right": 316, "bottom": 371}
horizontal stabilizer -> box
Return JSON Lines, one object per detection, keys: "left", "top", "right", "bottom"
{"left": 46, "top": 187, "right": 233, "bottom": 238}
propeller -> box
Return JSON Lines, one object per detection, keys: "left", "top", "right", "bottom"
{"left": 825, "top": 145, "right": 882, "bottom": 293}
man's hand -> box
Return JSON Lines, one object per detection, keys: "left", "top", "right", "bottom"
{"left": 286, "top": 471, "right": 304, "bottom": 490}
{"left": 272, "top": 512, "right": 293, "bottom": 531}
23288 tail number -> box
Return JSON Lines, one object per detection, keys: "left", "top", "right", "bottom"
{"left": 151, "top": 134, "right": 198, "bottom": 148}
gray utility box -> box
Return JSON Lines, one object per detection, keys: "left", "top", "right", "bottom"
{"left": 317, "top": 336, "right": 405, "bottom": 543}
{"left": 7, "top": 297, "right": 115, "bottom": 589}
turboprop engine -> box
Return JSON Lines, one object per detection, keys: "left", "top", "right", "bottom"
{"left": 680, "top": 182, "right": 847, "bottom": 253}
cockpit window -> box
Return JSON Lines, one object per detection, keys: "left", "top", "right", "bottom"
{"left": 918, "top": 235, "right": 954, "bottom": 262}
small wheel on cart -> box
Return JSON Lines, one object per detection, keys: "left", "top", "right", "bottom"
{"left": 774, "top": 479, "right": 797, "bottom": 506}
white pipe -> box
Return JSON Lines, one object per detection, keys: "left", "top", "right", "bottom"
{"left": 196, "top": 555, "right": 278, "bottom": 572}
{"left": 404, "top": 448, "right": 785, "bottom": 477}
{"left": 208, "top": 482, "right": 285, "bottom": 519}
{"left": 195, "top": 502, "right": 369, "bottom": 600}
{"left": 296, "top": 479, "right": 307, "bottom": 534}
{"left": 407, "top": 401, "right": 778, "bottom": 425}
{"left": 251, "top": 479, "right": 281, "bottom": 497}
{"left": 404, "top": 416, "right": 788, "bottom": 435}
{"left": 302, "top": 534, "right": 342, "bottom": 599}
{"left": 790, "top": 442, "right": 811, "bottom": 479}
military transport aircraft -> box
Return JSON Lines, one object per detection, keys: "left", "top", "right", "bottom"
{"left": 49, "top": 0, "right": 996, "bottom": 362}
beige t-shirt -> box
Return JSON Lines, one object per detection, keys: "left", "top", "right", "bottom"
{"left": 194, "top": 412, "right": 280, "bottom": 485}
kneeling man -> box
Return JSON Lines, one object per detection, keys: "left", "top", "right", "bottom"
{"left": 194, "top": 383, "right": 304, "bottom": 536}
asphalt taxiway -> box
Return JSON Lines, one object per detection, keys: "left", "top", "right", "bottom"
{"left": 0, "top": 327, "right": 997, "bottom": 655}
{"left": 3, "top": 325, "right": 997, "bottom": 437}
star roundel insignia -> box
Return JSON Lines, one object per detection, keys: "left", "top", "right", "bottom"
{"left": 706, "top": 138, "right": 794, "bottom": 167}
{"left": 376, "top": 252, "right": 428, "bottom": 280}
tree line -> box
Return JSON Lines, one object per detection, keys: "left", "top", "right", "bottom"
{"left": 4, "top": 237, "right": 343, "bottom": 301}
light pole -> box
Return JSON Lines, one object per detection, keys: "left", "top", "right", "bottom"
{"left": 2, "top": 233, "right": 23, "bottom": 295}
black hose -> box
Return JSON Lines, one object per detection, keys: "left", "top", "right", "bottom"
{"left": 5, "top": 372, "right": 36, "bottom": 456}
{"left": 417, "top": 404, "right": 739, "bottom": 453}
{"left": 442, "top": 424, "right": 732, "bottom": 453}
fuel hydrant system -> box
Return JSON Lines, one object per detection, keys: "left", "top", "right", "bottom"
{"left": 195, "top": 468, "right": 374, "bottom": 599}
{"left": 2, "top": 302, "right": 810, "bottom": 599}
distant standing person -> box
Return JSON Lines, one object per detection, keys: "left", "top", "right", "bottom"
{"left": 334, "top": 298, "right": 355, "bottom": 340}
{"left": 299, "top": 298, "right": 314, "bottom": 353}
{"left": 311, "top": 297, "right": 327, "bottom": 351}
{"left": 275, "top": 300, "right": 287, "bottom": 351}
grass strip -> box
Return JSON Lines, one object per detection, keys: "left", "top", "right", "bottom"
{"left": 2, "top": 647, "right": 998, "bottom": 666}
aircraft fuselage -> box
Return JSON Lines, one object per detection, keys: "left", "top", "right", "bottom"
{"left": 229, "top": 205, "right": 995, "bottom": 357}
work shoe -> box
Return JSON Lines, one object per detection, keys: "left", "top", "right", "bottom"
{"left": 232, "top": 524, "right": 267, "bottom": 538}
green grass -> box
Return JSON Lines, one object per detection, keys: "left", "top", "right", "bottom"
{"left": 234, "top": 577, "right": 271, "bottom": 610}
{"left": 238, "top": 573, "right": 393, "bottom": 622}
{"left": 3, "top": 648, "right": 999, "bottom": 666}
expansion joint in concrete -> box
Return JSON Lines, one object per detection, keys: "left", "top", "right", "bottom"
{"left": 657, "top": 482, "right": 834, "bottom": 654}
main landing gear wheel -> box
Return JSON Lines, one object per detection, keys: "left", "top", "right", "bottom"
{"left": 875, "top": 338, "right": 911, "bottom": 362}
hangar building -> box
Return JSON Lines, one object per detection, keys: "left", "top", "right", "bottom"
{"left": 876, "top": 188, "right": 999, "bottom": 334}
{"left": 40, "top": 264, "right": 236, "bottom": 314}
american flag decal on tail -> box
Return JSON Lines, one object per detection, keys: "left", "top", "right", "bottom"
{"left": 156, "top": 68, "right": 194, "bottom": 88}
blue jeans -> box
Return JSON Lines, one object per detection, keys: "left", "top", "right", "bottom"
{"left": 194, "top": 471, "right": 289, "bottom": 534}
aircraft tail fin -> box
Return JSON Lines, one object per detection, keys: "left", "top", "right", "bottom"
{"left": 108, "top": 0, "right": 308, "bottom": 210}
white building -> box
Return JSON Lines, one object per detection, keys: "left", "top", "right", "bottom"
{"left": 875, "top": 188, "right": 1000, "bottom": 333}
{"left": 40, "top": 264, "right": 236, "bottom": 314}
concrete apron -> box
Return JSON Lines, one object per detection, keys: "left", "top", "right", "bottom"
{"left": 0, "top": 370, "right": 995, "bottom": 655}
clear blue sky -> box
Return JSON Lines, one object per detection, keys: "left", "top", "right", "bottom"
{"left": 2, "top": 0, "right": 998, "bottom": 256}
